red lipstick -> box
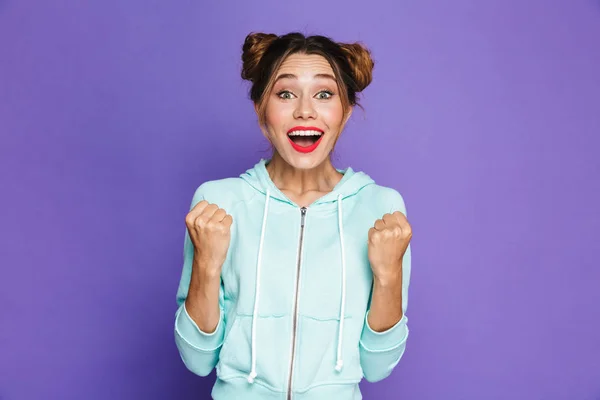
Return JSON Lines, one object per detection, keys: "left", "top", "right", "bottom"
{"left": 288, "top": 135, "right": 324, "bottom": 153}
{"left": 287, "top": 126, "right": 324, "bottom": 154}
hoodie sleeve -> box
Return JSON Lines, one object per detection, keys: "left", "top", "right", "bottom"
{"left": 173, "top": 185, "right": 227, "bottom": 377}
{"left": 359, "top": 189, "right": 412, "bottom": 382}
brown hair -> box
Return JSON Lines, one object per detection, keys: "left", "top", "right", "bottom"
{"left": 241, "top": 32, "right": 375, "bottom": 127}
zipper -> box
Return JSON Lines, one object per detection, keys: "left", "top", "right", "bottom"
{"left": 287, "top": 206, "right": 307, "bottom": 400}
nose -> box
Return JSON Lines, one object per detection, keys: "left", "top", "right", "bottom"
{"left": 293, "top": 96, "right": 317, "bottom": 120}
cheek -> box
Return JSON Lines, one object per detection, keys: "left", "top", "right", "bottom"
{"left": 265, "top": 101, "right": 292, "bottom": 132}
{"left": 318, "top": 101, "right": 345, "bottom": 126}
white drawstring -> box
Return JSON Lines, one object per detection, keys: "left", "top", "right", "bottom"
{"left": 247, "top": 188, "right": 271, "bottom": 384}
{"left": 335, "top": 194, "right": 346, "bottom": 372}
{"left": 247, "top": 190, "right": 346, "bottom": 379}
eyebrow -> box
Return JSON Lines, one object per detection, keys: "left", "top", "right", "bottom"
{"left": 274, "top": 73, "right": 337, "bottom": 83}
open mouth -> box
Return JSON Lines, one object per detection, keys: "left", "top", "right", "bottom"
{"left": 287, "top": 128, "right": 324, "bottom": 153}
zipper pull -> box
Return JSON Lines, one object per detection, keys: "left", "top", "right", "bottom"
{"left": 300, "top": 207, "right": 307, "bottom": 227}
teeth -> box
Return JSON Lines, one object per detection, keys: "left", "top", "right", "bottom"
{"left": 288, "top": 130, "right": 323, "bottom": 136}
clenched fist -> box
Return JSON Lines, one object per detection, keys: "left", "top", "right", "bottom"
{"left": 185, "top": 200, "right": 233, "bottom": 275}
{"left": 367, "top": 211, "right": 412, "bottom": 281}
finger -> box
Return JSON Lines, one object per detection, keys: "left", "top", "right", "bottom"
{"left": 210, "top": 208, "right": 228, "bottom": 223}
{"left": 222, "top": 214, "right": 233, "bottom": 228}
{"left": 186, "top": 200, "right": 209, "bottom": 225}
{"left": 368, "top": 227, "right": 376, "bottom": 242}
{"left": 392, "top": 210, "right": 406, "bottom": 224}
{"left": 391, "top": 212, "right": 410, "bottom": 230}
{"left": 383, "top": 213, "right": 396, "bottom": 226}
{"left": 201, "top": 203, "right": 219, "bottom": 219}
{"left": 374, "top": 219, "right": 386, "bottom": 231}
{"left": 401, "top": 221, "right": 413, "bottom": 237}
{"left": 195, "top": 204, "right": 218, "bottom": 227}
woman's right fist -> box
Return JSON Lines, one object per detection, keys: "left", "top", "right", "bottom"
{"left": 185, "top": 200, "right": 233, "bottom": 274}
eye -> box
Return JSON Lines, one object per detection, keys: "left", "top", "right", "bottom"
{"left": 276, "top": 90, "right": 295, "bottom": 100}
{"left": 316, "top": 90, "right": 334, "bottom": 100}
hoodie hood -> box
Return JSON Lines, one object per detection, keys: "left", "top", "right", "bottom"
{"left": 239, "top": 158, "right": 375, "bottom": 207}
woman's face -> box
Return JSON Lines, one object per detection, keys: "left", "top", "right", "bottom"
{"left": 259, "top": 53, "right": 351, "bottom": 170}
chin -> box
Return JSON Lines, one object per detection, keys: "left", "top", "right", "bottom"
{"left": 283, "top": 151, "right": 329, "bottom": 170}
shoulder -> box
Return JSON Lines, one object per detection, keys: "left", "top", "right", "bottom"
{"left": 359, "top": 183, "right": 408, "bottom": 215}
{"left": 187, "top": 177, "right": 253, "bottom": 212}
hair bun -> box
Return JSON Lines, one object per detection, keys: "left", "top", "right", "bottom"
{"left": 339, "top": 42, "right": 374, "bottom": 92}
{"left": 241, "top": 32, "right": 279, "bottom": 82}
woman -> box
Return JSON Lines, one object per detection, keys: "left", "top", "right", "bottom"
{"left": 174, "top": 32, "right": 413, "bottom": 399}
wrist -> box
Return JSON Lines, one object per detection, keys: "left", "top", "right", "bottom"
{"left": 372, "top": 265, "right": 402, "bottom": 288}
{"left": 189, "top": 258, "right": 222, "bottom": 296}
{"left": 192, "top": 253, "right": 223, "bottom": 279}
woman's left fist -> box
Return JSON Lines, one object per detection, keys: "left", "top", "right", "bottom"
{"left": 367, "top": 211, "right": 412, "bottom": 280}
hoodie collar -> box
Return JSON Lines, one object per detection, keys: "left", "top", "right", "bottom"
{"left": 239, "top": 158, "right": 374, "bottom": 207}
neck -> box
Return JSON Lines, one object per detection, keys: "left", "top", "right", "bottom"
{"left": 265, "top": 152, "right": 343, "bottom": 197}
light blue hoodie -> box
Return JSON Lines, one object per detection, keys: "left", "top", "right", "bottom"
{"left": 174, "top": 159, "right": 411, "bottom": 399}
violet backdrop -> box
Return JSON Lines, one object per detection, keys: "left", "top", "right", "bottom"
{"left": 1, "top": 0, "right": 599, "bottom": 399}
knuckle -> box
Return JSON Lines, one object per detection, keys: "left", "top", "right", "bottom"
{"left": 195, "top": 217, "right": 207, "bottom": 227}
{"left": 206, "top": 220, "right": 217, "bottom": 230}
{"left": 194, "top": 200, "right": 209, "bottom": 211}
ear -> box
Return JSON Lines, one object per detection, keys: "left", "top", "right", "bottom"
{"left": 344, "top": 107, "right": 353, "bottom": 124}
{"left": 254, "top": 104, "right": 264, "bottom": 130}
{"left": 254, "top": 105, "right": 270, "bottom": 140}
{"left": 340, "top": 107, "right": 353, "bottom": 128}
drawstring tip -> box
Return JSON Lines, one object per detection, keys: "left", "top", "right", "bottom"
{"left": 335, "top": 360, "right": 343, "bottom": 371}
{"left": 247, "top": 371, "right": 257, "bottom": 384}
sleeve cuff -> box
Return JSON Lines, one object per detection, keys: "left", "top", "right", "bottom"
{"left": 175, "top": 303, "right": 225, "bottom": 352}
{"left": 359, "top": 311, "right": 409, "bottom": 352}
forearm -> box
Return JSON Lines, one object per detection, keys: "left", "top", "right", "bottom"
{"left": 367, "top": 267, "right": 403, "bottom": 332}
{"left": 359, "top": 264, "right": 408, "bottom": 382}
{"left": 184, "top": 253, "right": 222, "bottom": 333}
{"left": 174, "top": 252, "right": 226, "bottom": 377}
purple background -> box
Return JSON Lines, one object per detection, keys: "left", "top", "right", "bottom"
{"left": 1, "top": 1, "right": 599, "bottom": 399}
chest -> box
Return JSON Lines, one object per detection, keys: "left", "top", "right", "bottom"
{"left": 221, "top": 202, "right": 377, "bottom": 319}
